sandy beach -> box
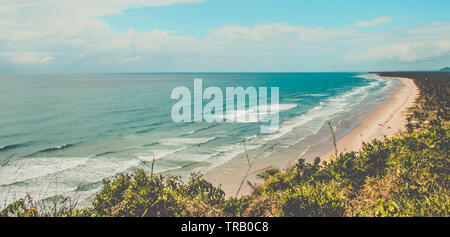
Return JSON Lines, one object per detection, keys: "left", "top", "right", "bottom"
{"left": 205, "top": 75, "right": 419, "bottom": 197}
{"left": 320, "top": 76, "right": 419, "bottom": 160}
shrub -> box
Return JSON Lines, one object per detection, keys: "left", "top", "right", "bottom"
{"left": 277, "top": 182, "right": 346, "bottom": 217}
{"left": 0, "top": 197, "right": 38, "bottom": 217}
{"left": 91, "top": 169, "right": 181, "bottom": 217}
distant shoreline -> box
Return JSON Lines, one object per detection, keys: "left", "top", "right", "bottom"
{"left": 205, "top": 74, "right": 419, "bottom": 197}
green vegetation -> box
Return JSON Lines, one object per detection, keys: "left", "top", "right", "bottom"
{"left": 1, "top": 72, "right": 449, "bottom": 217}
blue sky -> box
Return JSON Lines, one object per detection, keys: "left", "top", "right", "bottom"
{"left": 1, "top": 0, "right": 450, "bottom": 72}
{"left": 102, "top": 0, "right": 450, "bottom": 37}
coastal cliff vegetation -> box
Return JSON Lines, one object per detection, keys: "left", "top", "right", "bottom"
{"left": 1, "top": 72, "right": 449, "bottom": 217}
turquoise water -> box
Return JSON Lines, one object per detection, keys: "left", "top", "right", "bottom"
{"left": 0, "top": 73, "right": 399, "bottom": 206}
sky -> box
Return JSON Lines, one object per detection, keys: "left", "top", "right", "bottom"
{"left": 1, "top": 0, "right": 450, "bottom": 73}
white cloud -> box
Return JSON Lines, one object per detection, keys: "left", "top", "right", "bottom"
{"left": 0, "top": 2, "right": 449, "bottom": 71}
{"left": 210, "top": 23, "right": 302, "bottom": 41}
{"left": 0, "top": 0, "right": 204, "bottom": 16}
{"left": 0, "top": 52, "right": 54, "bottom": 64}
{"left": 121, "top": 57, "right": 141, "bottom": 63}
{"left": 345, "top": 22, "right": 450, "bottom": 62}
{"left": 352, "top": 16, "right": 393, "bottom": 28}
{"left": 210, "top": 23, "right": 367, "bottom": 43}
{"left": 0, "top": 0, "right": 205, "bottom": 66}
{"left": 347, "top": 40, "right": 450, "bottom": 62}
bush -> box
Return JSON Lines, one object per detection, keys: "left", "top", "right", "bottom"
{"left": 91, "top": 169, "right": 181, "bottom": 217}
{"left": 0, "top": 198, "right": 38, "bottom": 217}
{"left": 87, "top": 170, "right": 226, "bottom": 217}
{"left": 277, "top": 182, "right": 346, "bottom": 217}
{"left": 348, "top": 123, "right": 449, "bottom": 217}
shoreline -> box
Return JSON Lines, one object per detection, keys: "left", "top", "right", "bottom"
{"left": 319, "top": 76, "right": 419, "bottom": 161}
{"left": 204, "top": 75, "right": 419, "bottom": 197}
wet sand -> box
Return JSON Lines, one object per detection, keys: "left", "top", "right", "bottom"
{"left": 319, "top": 76, "right": 418, "bottom": 160}
{"left": 204, "top": 76, "right": 419, "bottom": 197}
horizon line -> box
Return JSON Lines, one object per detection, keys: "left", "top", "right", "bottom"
{"left": 0, "top": 70, "right": 443, "bottom": 75}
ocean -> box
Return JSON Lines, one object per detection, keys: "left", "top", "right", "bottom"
{"left": 0, "top": 73, "right": 399, "bottom": 207}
